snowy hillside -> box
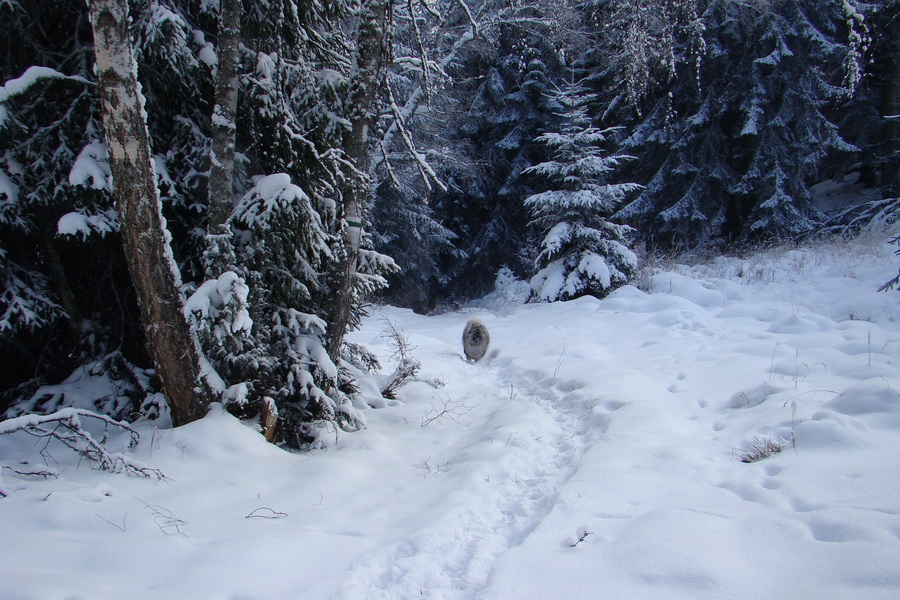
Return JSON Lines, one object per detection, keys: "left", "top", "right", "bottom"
{"left": 2, "top": 234, "right": 900, "bottom": 599}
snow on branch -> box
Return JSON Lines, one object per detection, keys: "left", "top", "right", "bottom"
{"left": 0, "top": 409, "right": 164, "bottom": 483}
{"left": 375, "top": 10, "right": 478, "bottom": 173}
{"left": 385, "top": 83, "right": 447, "bottom": 193}
{"left": 0, "top": 66, "right": 92, "bottom": 104}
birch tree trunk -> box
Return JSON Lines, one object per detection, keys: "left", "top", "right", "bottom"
{"left": 205, "top": 0, "right": 242, "bottom": 275}
{"left": 325, "top": 0, "right": 389, "bottom": 360}
{"left": 88, "top": 0, "right": 212, "bottom": 426}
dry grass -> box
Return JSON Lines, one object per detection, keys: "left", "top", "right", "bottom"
{"left": 735, "top": 436, "right": 785, "bottom": 463}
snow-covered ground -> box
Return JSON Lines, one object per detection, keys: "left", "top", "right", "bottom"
{"left": 3, "top": 234, "right": 900, "bottom": 600}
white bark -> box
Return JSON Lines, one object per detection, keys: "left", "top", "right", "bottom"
{"left": 88, "top": 0, "right": 213, "bottom": 426}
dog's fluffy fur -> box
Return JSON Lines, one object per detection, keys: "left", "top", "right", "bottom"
{"left": 462, "top": 318, "right": 490, "bottom": 362}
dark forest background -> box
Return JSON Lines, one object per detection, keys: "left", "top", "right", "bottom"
{"left": 1, "top": 0, "right": 897, "bottom": 444}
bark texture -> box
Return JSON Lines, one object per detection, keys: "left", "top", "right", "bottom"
{"left": 207, "top": 0, "right": 243, "bottom": 238}
{"left": 325, "top": 0, "right": 388, "bottom": 360}
{"left": 88, "top": 0, "right": 211, "bottom": 425}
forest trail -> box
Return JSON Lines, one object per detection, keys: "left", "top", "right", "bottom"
{"left": 332, "top": 296, "right": 727, "bottom": 599}
{"left": 331, "top": 330, "right": 606, "bottom": 600}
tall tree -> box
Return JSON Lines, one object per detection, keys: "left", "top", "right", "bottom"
{"left": 873, "top": 1, "right": 899, "bottom": 198}
{"left": 205, "top": 0, "right": 243, "bottom": 274}
{"left": 585, "top": 0, "right": 864, "bottom": 247}
{"left": 425, "top": 11, "right": 572, "bottom": 304}
{"left": 88, "top": 0, "right": 212, "bottom": 425}
{"left": 326, "top": 0, "right": 391, "bottom": 360}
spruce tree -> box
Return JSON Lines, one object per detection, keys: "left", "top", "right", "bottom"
{"left": 587, "top": 0, "right": 865, "bottom": 247}
{"left": 524, "top": 83, "right": 641, "bottom": 301}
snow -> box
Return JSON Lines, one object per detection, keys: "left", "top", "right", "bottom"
{"left": 3, "top": 235, "right": 900, "bottom": 599}
{"left": 0, "top": 66, "right": 91, "bottom": 104}
{"left": 197, "top": 43, "right": 217, "bottom": 68}
{"left": 184, "top": 271, "right": 252, "bottom": 334}
{"left": 0, "top": 169, "right": 18, "bottom": 203}
{"left": 68, "top": 141, "right": 110, "bottom": 190}
{"left": 56, "top": 210, "right": 118, "bottom": 238}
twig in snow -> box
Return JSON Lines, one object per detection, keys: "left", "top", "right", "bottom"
{"left": 95, "top": 511, "right": 128, "bottom": 532}
{"left": 553, "top": 342, "right": 567, "bottom": 377}
{"left": 413, "top": 456, "right": 446, "bottom": 475}
{"left": 414, "top": 456, "right": 434, "bottom": 473}
{"left": 421, "top": 394, "right": 473, "bottom": 426}
{"left": 1, "top": 463, "right": 58, "bottom": 479}
{"left": 246, "top": 507, "right": 288, "bottom": 519}
{"left": 734, "top": 436, "right": 785, "bottom": 463}
{"left": 570, "top": 530, "right": 594, "bottom": 547}
{"left": 135, "top": 497, "right": 187, "bottom": 535}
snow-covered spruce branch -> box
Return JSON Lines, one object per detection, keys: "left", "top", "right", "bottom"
{"left": 0, "top": 409, "right": 164, "bottom": 481}
{"left": 0, "top": 66, "right": 93, "bottom": 103}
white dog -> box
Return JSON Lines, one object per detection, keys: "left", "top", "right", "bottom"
{"left": 462, "top": 318, "right": 490, "bottom": 362}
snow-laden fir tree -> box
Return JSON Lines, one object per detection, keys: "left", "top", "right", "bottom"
{"left": 524, "top": 83, "right": 641, "bottom": 302}
{"left": 430, "top": 21, "right": 569, "bottom": 304}
{"left": 588, "top": 0, "right": 869, "bottom": 247}
{"left": 198, "top": 0, "right": 389, "bottom": 445}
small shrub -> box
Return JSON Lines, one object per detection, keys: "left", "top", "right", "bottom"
{"left": 379, "top": 318, "right": 421, "bottom": 399}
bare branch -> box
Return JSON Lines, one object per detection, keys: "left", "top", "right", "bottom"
{"left": 0, "top": 409, "right": 165, "bottom": 481}
{"left": 380, "top": 317, "right": 422, "bottom": 399}
{"left": 421, "top": 394, "right": 473, "bottom": 426}
{"left": 135, "top": 497, "right": 187, "bottom": 535}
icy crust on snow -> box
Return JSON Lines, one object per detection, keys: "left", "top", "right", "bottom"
{"left": 2, "top": 236, "right": 900, "bottom": 599}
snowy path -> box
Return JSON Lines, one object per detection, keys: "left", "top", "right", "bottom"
{"left": 334, "top": 313, "right": 606, "bottom": 599}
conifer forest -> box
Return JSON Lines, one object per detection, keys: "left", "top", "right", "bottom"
{"left": 1, "top": 0, "right": 898, "bottom": 446}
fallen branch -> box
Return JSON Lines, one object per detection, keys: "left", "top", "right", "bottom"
{"left": 245, "top": 507, "right": 288, "bottom": 519}
{"left": 0, "top": 408, "right": 164, "bottom": 481}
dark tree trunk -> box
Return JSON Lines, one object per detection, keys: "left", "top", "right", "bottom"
{"left": 206, "top": 0, "right": 242, "bottom": 266}
{"left": 41, "top": 233, "right": 83, "bottom": 341}
{"left": 325, "top": 0, "right": 389, "bottom": 361}
{"left": 88, "top": 0, "right": 212, "bottom": 425}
